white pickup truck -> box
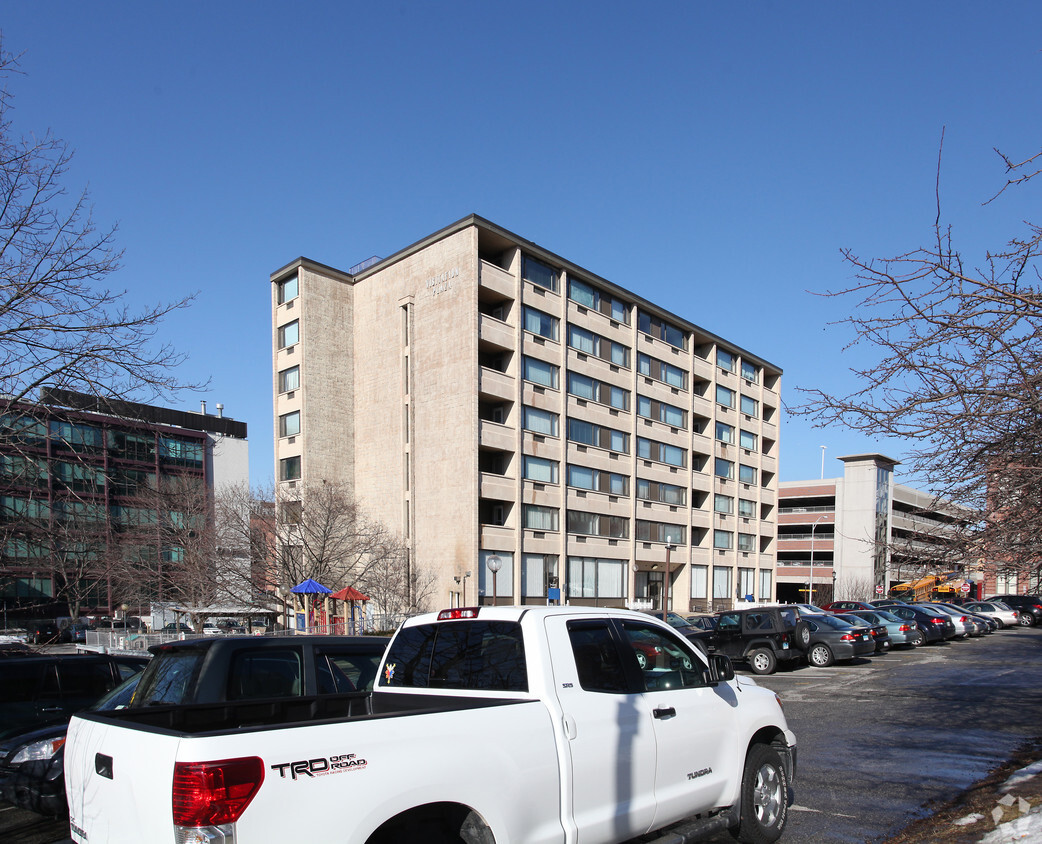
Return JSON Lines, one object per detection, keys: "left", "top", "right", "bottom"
{"left": 65, "top": 605, "right": 796, "bottom": 844}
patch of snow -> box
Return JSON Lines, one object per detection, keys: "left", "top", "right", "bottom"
{"left": 977, "top": 801, "right": 1042, "bottom": 843}
{"left": 999, "top": 759, "right": 1042, "bottom": 792}
{"left": 954, "top": 813, "right": 984, "bottom": 826}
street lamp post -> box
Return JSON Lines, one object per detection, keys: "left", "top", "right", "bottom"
{"left": 809, "top": 515, "right": 827, "bottom": 604}
{"left": 486, "top": 556, "right": 502, "bottom": 606}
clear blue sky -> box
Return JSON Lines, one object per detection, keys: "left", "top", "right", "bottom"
{"left": 3, "top": 3, "right": 1039, "bottom": 488}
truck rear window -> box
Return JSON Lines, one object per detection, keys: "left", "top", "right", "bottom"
{"left": 380, "top": 620, "right": 527, "bottom": 692}
{"left": 133, "top": 652, "right": 201, "bottom": 706}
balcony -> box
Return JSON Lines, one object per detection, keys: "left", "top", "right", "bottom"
{"left": 479, "top": 314, "right": 514, "bottom": 351}
{"left": 479, "top": 367, "right": 515, "bottom": 402}
{"left": 480, "top": 472, "right": 516, "bottom": 501}
{"left": 480, "top": 523, "right": 515, "bottom": 549}
{"left": 479, "top": 260, "right": 515, "bottom": 298}
{"left": 479, "top": 420, "right": 515, "bottom": 451}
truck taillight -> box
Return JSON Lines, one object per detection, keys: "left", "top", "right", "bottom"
{"left": 172, "top": 757, "right": 264, "bottom": 827}
{"left": 437, "top": 607, "right": 480, "bottom": 620}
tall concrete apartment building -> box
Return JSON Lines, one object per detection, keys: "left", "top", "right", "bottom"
{"left": 776, "top": 454, "right": 969, "bottom": 604}
{"left": 271, "top": 215, "right": 782, "bottom": 614}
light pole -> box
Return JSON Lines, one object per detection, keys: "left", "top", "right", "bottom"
{"left": 809, "top": 515, "right": 827, "bottom": 604}
{"left": 662, "top": 544, "right": 676, "bottom": 622}
{"left": 486, "top": 556, "right": 502, "bottom": 606}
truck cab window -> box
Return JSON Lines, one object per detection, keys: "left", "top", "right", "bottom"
{"left": 567, "top": 622, "right": 629, "bottom": 693}
{"left": 620, "top": 622, "right": 706, "bottom": 692}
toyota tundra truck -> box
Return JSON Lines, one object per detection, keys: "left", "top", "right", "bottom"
{"left": 65, "top": 605, "right": 796, "bottom": 844}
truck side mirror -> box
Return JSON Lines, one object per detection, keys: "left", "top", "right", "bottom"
{"left": 704, "top": 653, "right": 735, "bottom": 686}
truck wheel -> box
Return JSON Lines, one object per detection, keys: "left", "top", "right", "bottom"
{"left": 747, "top": 648, "right": 776, "bottom": 675}
{"left": 729, "top": 743, "right": 788, "bottom": 844}
{"left": 793, "top": 621, "right": 811, "bottom": 649}
{"left": 808, "top": 643, "right": 833, "bottom": 667}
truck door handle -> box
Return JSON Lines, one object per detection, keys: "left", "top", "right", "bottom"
{"left": 653, "top": 707, "right": 676, "bottom": 720}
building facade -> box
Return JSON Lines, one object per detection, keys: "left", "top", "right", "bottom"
{"left": 0, "top": 388, "right": 248, "bottom": 620}
{"left": 776, "top": 454, "right": 969, "bottom": 604}
{"left": 271, "top": 215, "right": 782, "bottom": 614}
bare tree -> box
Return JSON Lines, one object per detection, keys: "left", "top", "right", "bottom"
{"left": 793, "top": 134, "right": 1042, "bottom": 584}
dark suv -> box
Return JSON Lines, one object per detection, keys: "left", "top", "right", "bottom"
{"left": 707, "top": 606, "right": 810, "bottom": 675}
{"left": 988, "top": 595, "right": 1042, "bottom": 626}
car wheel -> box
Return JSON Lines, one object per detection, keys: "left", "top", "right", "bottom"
{"left": 1018, "top": 612, "right": 1034, "bottom": 627}
{"left": 793, "top": 621, "right": 811, "bottom": 650}
{"left": 635, "top": 650, "right": 649, "bottom": 669}
{"left": 808, "top": 643, "right": 833, "bottom": 667}
{"left": 908, "top": 629, "right": 925, "bottom": 647}
{"left": 729, "top": 743, "right": 789, "bottom": 844}
{"left": 747, "top": 647, "right": 777, "bottom": 675}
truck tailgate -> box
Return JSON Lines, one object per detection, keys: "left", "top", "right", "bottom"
{"left": 66, "top": 713, "right": 183, "bottom": 843}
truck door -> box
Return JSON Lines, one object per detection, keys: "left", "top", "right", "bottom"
{"left": 545, "top": 616, "right": 658, "bottom": 843}
{"left": 616, "top": 619, "right": 738, "bottom": 829}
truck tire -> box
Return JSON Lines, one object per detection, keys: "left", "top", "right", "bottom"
{"left": 747, "top": 647, "right": 776, "bottom": 675}
{"left": 729, "top": 743, "right": 788, "bottom": 844}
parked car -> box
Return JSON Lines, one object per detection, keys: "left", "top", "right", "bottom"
{"left": 215, "top": 618, "right": 246, "bottom": 634}
{"left": 964, "top": 601, "right": 1020, "bottom": 628}
{"left": 988, "top": 594, "right": 1042, "bottom": 626}
{"left": 24, "top": 620, "right": 61, "bottom": 645}
{"left": 884, "top": 603, "right": 956, "bottom": 643}
{"left": 801, "top": 614, "right": 875, "bottom": 667}
{"left": 917, "top": 602, "right": 981, "bottom": 638}
{"left": 0, "top": 672, "right": 142, "bottom": 816}
{"left": 820, "top": 600, "right": 877, "bottom": 613}
{"left": 709, "top": 606, "right": 809, "bottom": 675}
{"left": 869, "top": 599, "right": 910, "bottom": 608}
{"left": 841, "top": 608, "right": 922, "bottom": 648}
{"left": 0, "top": 654, "right": 148, "bottom": 741}
{"left": 162, "top": 622, "right": 194, "bottom": 634}
{"left": 59, "top": 623, "right": 93, "bottom": 644}
{"left": 838, "top": 614, "right": 892, "bottom": 652}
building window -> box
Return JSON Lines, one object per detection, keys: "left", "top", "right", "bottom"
{"left": 737, "top": 533, "right": 756, "bottom": 553}
{"left": 523, "top": 306, "right": 559, "bottom": 340}
{"left": 522, "top": 406, "right": 559, "bottom": 437}
{"left": 690, "top": 565, "right": 708, "bottom": 599}
{"left": 523, "top": 504, "right": 559, "bottom": 531}
{"left": 716, "top": 385, "right": 736, "bottom": 409}
{"left": 759, "top": 569, "right": 772, "bottom": 601}
{"left": 741, "top": 360, "right": 758, "bottom": 382}
{"left": 714, "top": 494, "right": 733, "bottom": 515}
{"left": 279, "top": 456, "right": 301, "bottom": 481}
{"left": 637, "top": 310, "right": 686, "bottom": 349}
{"left": 568, "top": 278, "right": 629, "bottom": 323}
{"left": 522, "top": 554, "right": 559, "bottom": 598}
{"left": 568, "top": 419, "right": 629, "bottom": 454}
{"left": 278, "top": 320, "right": 299, "bottom": 349}
{"left": 278, "top": 365, "right": 300, "bottom": 393}
{"left": 50, "top": 420, "right": 104, "bottom": 451}
{"left": 569, "top": 465, "right": 629, "bottom": 496}
{"left": 714, "top": 530, "right": 733, "bottom": 550}
{"left": 522, "top": 255, "right": 558, "bottom": 292}
{"left": 637, "top": 353, "right": 686, "bottom": 389}
{"left": 637, "top": 437, "right": 686, "bottom": 468}
{"left": 717, "top": 349, "right": 737, "bottom": 373}
{"left": 714, "top": 458, "right": 734, "bottom": 479}
{"left": 635, "top": 520, "right": 685, "bottom": 544}
{"left": 567, "top": 372, "right": 629, "bottom": 411}
{"left": 738, "top": 567, "right": 755, "bottom": 598}
{"left": 523, "top": 455, "right": 559, "bottom": 484}
{"left": 636, "top": 478, "right": 686, "bottom": 506}
{"left": 567, "top": 510, "right": 629, "bottom": 539}
{"left": 566, "top": 556, "right": 626, "bottom": 599}
{"left": 567, "top": 325, "right": 629, "bottom": 366}
{"left": 715, "top": 422, "right": 735, "bottom": 444}
{"left": 738, "top": 498, "right": 756, "bottom": 518}
{"left": 279, "top": 411, "right": 301, "bottom": 438}
{"left": 276, "top": 273, "right": 299, "bottom": 304}
{"left": 740, "top": 395, "right": 758, "bottom": 416}
{"left": 739, "top": 430, "right": 757, "bottom": 450}
{"left": 739, "top": 464, "right": 757, "bottom": 485}
{"left": 522, "top": 356, "right": 559, "bottom": 389}
{"left": 713, "top": 566, "right": 733, "bottom": 599}
{"left": 637, "top": 395, "right": 685, "bottom": 427}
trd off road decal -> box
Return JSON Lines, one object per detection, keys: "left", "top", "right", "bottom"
{"left": 271, "top": 754, "right": 367, "bottom": 780}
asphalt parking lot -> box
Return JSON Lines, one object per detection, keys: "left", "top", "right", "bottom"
{"left": 3, "top": 627, "right": 1042, "bottom": 843}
